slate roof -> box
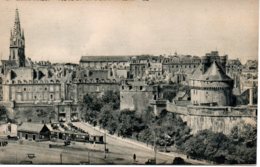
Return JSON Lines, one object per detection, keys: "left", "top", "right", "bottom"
{"left": 18, "top": 122, "right": 48, "bottom": 133}
{"left": 199, "top": 61, "right": 232, "bottom": 81}
{"left": 80, "top": 56, "right": 131, "bottom": 62}
{"left": 17, "top": 122, "right": 53, "bottom": 133}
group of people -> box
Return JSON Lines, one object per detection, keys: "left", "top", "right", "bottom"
{"left": 0, "top": 140, "right": 8, "bottom": 147}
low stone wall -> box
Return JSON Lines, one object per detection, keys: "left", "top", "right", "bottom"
{"left": 14, "top": 105, "right": 56, "bottom": 123}
{"left": 167, "top": 102, "right": 257, "bottom": 134}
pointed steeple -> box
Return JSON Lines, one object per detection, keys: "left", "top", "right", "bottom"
{"left": 9, "top": 8, "right": 26, "bottom": 67}
{"left": 13, "top": 8, "right": 21, "bottom": 36}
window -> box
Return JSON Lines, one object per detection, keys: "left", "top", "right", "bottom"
{"left": 24, "top": 88, "right": 26, "bottom": 91}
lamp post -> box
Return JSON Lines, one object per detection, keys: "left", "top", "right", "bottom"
{"left": 88, "top": 151, "right": 90, "bottom": 164}
{"left": 153, "top": 132, "right": 157, "bottom": 163}
{"left": 152, "top": 125, "right": 157, "bottom": 164}
{"left": 104, "top": 132, "right": 107, "bottom": 159}
{"left": 60, "top": 152, "right": 62, "bottom": 164}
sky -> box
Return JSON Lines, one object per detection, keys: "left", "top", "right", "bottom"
{"left": 0, "top": 0, "right": 258, "bottom": 64}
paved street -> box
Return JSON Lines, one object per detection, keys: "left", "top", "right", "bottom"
{"left": 0, "top": 140, "right": 168, "bottom": 164}
{"left": 0, "top": 123, "right": 208, "bottom": 165}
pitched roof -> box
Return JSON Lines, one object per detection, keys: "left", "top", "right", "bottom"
{"left": 190, "top": 64, "right": 204, "bottom": 79}
{"left": 18, "top": 122, "right": 46, "bottom": 133}
{"left": 80, "top": 56, "right": 131, "bottom": 62}
{"left": 199, "top": 61, "right": 232, "bottom": 81}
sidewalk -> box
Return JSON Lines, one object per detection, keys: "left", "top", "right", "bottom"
{"left": 83, "top": 122, "right": 209, "bottom": 165}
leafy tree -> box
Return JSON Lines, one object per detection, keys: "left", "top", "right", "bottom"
{"left": 184, "top": 124, "right": 256, "bottom": 164}
{"left": 101, "top": 90, "right": 120, "bottom": 110}
{"left": 98, "top": 104, "right": 114, "bottom": 129}
{"left": 117, "top": 110, "right": 145, "bottom": 137}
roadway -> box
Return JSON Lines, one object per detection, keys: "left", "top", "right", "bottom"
{"left": 0, "top": 123, "right": 208, "bottom": 164}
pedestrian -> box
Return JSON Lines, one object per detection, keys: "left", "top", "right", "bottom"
{"left": 133, "top": 153, "right": 136, "bottom": 162}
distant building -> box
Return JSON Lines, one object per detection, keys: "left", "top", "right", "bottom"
{"left": 0, "top": 9, "right": 257, "bottom": 129}
{"left": 17, "top": 122, "right": 52, "bottom": 141}
{"left": 79, "top": 55, "right": 130, "bottom": 69}
{"left": 120, "top": 80, "right": 159, "bottom": 113}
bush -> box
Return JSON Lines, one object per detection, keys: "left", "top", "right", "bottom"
{"left": 183, "top": 124, "right": 256, "bottom": 164}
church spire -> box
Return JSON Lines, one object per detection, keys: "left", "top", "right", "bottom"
{"left": 9, "top": 8, "right": 26, "bottom": 67}
{"left": 13, "top": 8, "right": 21, "bottom": 36}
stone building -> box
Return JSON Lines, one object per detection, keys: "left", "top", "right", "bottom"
{"left": 2, "top": 66, "right": 69, "bottom": 103}
{"left": 226, "top": 59, "right": 243, "bottom": 89}
{"left": 120, "top": 80, "right": 159, "bottom": 113}
{"left": 79, "top": 56, "right": 130, "bottom": 69}
{"left": 189, "top": 61, "right": 234, "bottom": 106}
{"left": 129, "top": 55, "right": 151, "bottom": 79}
{"left": 166, "top": 61, "right": 256, "bottom": 135}
{"left": 201, "top": 51, "right": 227, "bottom": 72}
{"left": 162, "top": 54, "right": 201, "bottom": 75}
{"left": 0, "top": 9, "right": 257, "bottom": 129}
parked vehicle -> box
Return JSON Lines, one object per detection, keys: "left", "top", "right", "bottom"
{"left": 172, "top": 157, "right": 186, "bottom": 165}
{"left": 145, "top": 158, "right": 156, "bottom": 164}
{"left": 64, "top": 140, "right": 71, "bottom": 146}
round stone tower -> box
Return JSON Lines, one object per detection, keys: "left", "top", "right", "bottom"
{"left": 190, "top": 61, "right": 234, "bottom": 106}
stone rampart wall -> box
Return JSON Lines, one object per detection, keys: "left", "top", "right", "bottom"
{"left": 167, "top": 102, "right": 256, "bottom": 134}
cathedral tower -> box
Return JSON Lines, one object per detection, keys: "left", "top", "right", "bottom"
{"left": 9, "top": 9, "right": 25, "bottom": 67}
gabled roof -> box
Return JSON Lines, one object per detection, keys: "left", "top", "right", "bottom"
{"left": 199, "top": 61, "right": 232, "bottom": 81}
{"left": 18, "top": 122, "right": 50, "bottom": 133}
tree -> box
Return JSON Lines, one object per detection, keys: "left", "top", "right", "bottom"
{"left": 98, "top": 104, "right": 114, "bottom": 129}
{"left": 184, "top": 125, "right": 257, "bottom": 164}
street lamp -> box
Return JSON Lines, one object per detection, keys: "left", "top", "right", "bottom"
{"left": 153, "top": 131, "right": 157, "bottom": 163}
{"left": 104, "top": 132, "right": 107, "bottom": 159}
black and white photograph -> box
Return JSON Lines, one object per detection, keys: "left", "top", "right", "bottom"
{"left": 0, "top": 0, "right": 258, "bottom": 165}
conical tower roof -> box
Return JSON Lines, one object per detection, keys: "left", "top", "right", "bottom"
{"left": 199, "top": 61, "right": 232, "bottom": 81}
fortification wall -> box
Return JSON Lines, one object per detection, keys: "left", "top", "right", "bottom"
{"left": 167, "top": 102, "right": 256, "bottom": 134}
{"left": 191, "top": 88, "right": 232, "bottom": 106}
{"left": 120, "top": 91, "right": 155, "bottom": 113}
